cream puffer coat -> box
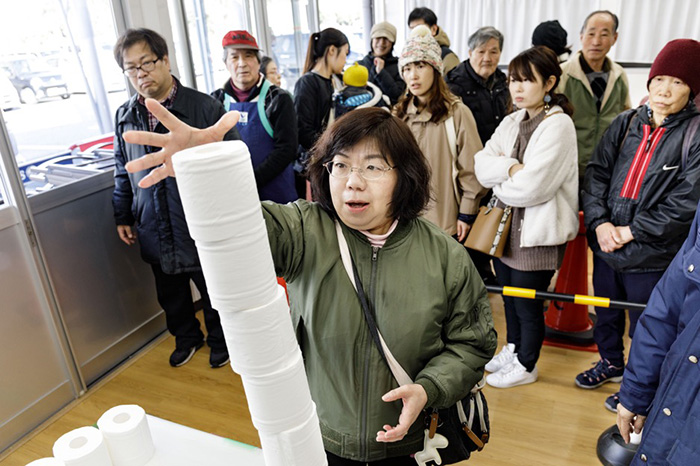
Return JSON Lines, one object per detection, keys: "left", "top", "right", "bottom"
{"left": 474, "top": 106, "right": 579, "bottom": 247}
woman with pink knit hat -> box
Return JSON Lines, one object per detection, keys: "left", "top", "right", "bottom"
{"left": 578, "top": 38, "right": 700, "bottom": 417}
{"left": 394, "top": 25, "right": 486, "bottom": 248}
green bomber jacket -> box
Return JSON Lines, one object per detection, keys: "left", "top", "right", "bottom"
{"left": 262, "top": 200, "right": 497, "bottom": 461}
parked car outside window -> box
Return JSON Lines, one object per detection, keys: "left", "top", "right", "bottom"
{"left": 0, "top": 54, "right": 70, "bottom": 104}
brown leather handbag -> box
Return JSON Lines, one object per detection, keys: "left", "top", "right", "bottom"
{"left": 464, "top": 198, "right": 512, "bottom": 258}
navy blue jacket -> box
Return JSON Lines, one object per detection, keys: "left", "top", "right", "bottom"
{"left": 112, "top": 77, "right": 239, "bottom": 274}
{"left": 620, "top": 204, "right": 700, "bottom": 465}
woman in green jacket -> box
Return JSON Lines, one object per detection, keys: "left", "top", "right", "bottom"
{"left": 122, "top": 105, "right": 496, "bottom": 465}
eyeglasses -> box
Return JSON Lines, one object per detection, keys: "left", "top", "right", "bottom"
{"left": 324, "top": 161, "right": 395, "bottom": 181}
{"left": 123, "top": 58, "right": 160, "bottom": 77}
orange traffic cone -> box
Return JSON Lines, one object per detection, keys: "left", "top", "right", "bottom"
{"left": 544, "top": 212, "right": 597, "bottom": 349}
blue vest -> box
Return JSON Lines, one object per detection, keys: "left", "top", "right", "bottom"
{"left": 224, "top": 80, "right": 297, "bottom": 203}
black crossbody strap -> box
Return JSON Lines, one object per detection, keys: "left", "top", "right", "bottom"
{"left": 350, "top": 260, "right": 388, "bottom": 363}
{"left": 334, "top": 220, "right": 413, "bottom": 386}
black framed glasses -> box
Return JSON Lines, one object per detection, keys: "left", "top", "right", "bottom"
{"left": 323, "top": 161, "right": 395, "bottom": 181}
{"left": 123, "top": 58, "right": 160, "bottom": 77}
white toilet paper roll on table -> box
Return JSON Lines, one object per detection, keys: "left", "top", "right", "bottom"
{"left": 241, "top": 353, "right": 315, "bottom": 432}
{"left": 172, "top": 141, "right": 261, "bottom": 243}
{"left": 219, "top": 286, "right": 300, "bottom": 375}
{"left": 52, "top": 426, "right": 112, "bottom": 466}
{"left": 25, "top": 458, "right": 66, "bottom": 466}
{"left": 97, "top": 405, "right": 154, "bottom": 466}
{"left": 258, "top": 406, "right": 327, "bottom": 466}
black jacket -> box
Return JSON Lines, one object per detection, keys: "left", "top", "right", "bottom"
{"left": 293, "top": 72, "right": 334, "bottom": 153}
{"left": 583, "top": 103, "right": 700, "bottom": 272}
{"left": 446, "top": 61, "right": 509, "bottom": 145}
{"left": 211, "top": 76, "right": 298, "bottom": 187}
{"left": 358, "top": 53, "right": 406, "bottom": 105}
{"left": 112, "top": 77, "right": 240, "bottom": 274}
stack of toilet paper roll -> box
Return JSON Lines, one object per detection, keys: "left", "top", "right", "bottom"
{"left": 173, "top": 141, "right": 327, "bottom": 466}
{"left": 45, "top": 405, "right": 153, "bottom": 466}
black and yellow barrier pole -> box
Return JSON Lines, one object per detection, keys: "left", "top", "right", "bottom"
{"left": 484, "top": 285, "right": 646, "bottom": 311}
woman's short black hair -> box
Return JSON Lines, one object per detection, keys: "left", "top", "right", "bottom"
{"left": 408, "top": 7, "right": 438, "bottom": 27}
{"left": 308, "top": 108, "right": 432, "bottom": 222}
{"left": 113, "top": 28, "right": 168, "bottom": 69}
{"left": 260, "top": 56, "right": 274, "bottom": 75}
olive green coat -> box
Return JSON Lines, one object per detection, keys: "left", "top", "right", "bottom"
{"left": 557, "top": 51, "right": 631, "bottom": 175}
{"left": 262, "top": 201, "right": 496, "bottom": 461}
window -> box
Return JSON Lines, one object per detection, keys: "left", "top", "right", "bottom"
{"left": 181, "top": 0, "right": 251, "bottom": 94}
{"left": 0, "top": 0, "right": 126, "bottom": 196}
{"left": 318, "top": 0, "right": 368, "bottom": 66}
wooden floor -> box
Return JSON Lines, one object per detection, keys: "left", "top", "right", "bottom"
{"left": 1, "top": 292, "right": 626, "bottom": 466}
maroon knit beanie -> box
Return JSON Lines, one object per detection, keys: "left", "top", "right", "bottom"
{"left": 648, "top": 39, "right": 700, "bottom": 96}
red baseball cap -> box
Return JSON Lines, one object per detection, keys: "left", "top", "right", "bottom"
{"left": 222, "top": 30, "right": 260, "bottom": 51}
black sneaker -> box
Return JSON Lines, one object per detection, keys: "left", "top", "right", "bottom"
{"left": 169, "top": 341, "right": 204, "bottom": 367}
{"left": 575, "top": 358, "right": 624, "bottom": 389}
{"left": 210, "top": 349, "right": 230, "bottom": 368}
{"left": 605, "top": 392, "right": 620, "bottom": 413}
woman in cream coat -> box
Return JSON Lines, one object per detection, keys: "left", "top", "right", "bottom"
{"left": 475, "top": 46, "right": 578, "bottom": 389}
{"left": 394, "top": 26, "right": 485, "bottom": 241}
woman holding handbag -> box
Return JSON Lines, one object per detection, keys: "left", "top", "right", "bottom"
{"left": 393, "top": 25, "right": 486, "bottom": 246}
{"left": 474, "top": 46, "right": 578, "bottom": 389}
{"left": 122, "top": 105, "right": 497, "bottom": 465}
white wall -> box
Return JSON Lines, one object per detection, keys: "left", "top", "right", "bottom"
{"left": 377, "top": 0, "right": 700, "bottom": 64}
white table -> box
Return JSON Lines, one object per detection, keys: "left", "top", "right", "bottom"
{"left": 144, "top": 415, "right": 265, "bottom": 465}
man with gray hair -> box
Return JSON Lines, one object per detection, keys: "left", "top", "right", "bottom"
{"left": 557, "top": 10, "right": 631, "bottom": 189}
{"left": 446, "top": 26, "right": 509, "bottom": 145}
{"left": 446, "top": 26, "right": 509, "bottom": 286}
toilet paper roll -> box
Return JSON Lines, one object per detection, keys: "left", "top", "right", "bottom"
{"left": 219, "top": 287, "right": 300, "bottom": 375}
{"left": 173, "top": 141, "right": 261, "bottom": 243}
{"left": 26, "top": 458, "right": 66, "bottom": 466}
{"left": 196, "top": 234, "right": 278, "bottom": 312}
{"left": 52, "top": 426, "right": 113, "bottom": 466}
{"left": 97, "top": 405, "right": 154, "bottom": 466}
{"left": 258, "top": 407, "right": 327, "bottom": 466}
{"left": 241, "top": 353, "right": 315, "bottom": 432}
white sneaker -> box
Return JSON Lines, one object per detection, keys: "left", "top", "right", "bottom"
{"left": 486, "top": 358, "right": 538, "bottom": 388}
{"left": 485, "top": 343, "right": 516, "bottom": 373}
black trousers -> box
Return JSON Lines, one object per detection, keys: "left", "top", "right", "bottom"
{"left": 493, "top": 259, "right": 554, "bottom": 372}
{"left": 326, "top": 451, "right": 415, "bottom": 465}
{"left": 150, "top": 263, "right": 226, "bottom": 351}
{"left": 591, "top": 255, "right": 663, "bottom": 366}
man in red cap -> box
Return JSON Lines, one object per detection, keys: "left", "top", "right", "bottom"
{"left": 112, "top": 28, "right": 238, "bottom": 369}
{"left": 212, "top": 30, "right": 298, "bottom": 203}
